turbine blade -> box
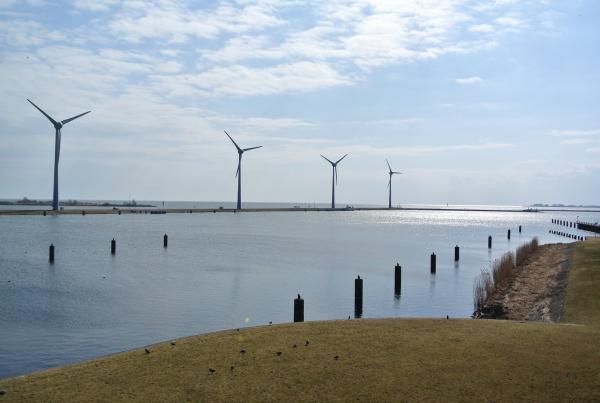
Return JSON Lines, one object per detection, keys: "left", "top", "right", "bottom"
{"left": 243, "top": 145, "right": 262, "bottom": 152}
{"left": 387, "top": 178, "right": 390, "bottom": 188}
{"left": 27, "top": 99, "right": 58, "bottom": 126}
{"left": 320, "top": 155, "right": 334, "bottom": 165}
{"left": 386, "top": 159, "right": 392, "bottom": 173}
{"left": 61, "top": 110, "right": 91, "bottom": 125}
{"left": 393, "top": 171, "right": 402, "bottom": 175}
{"left": 235, "top": 161, "right": 240, "bottom": 178}
{"left": 335, "top": 153, "right": 348, "bottom": 164}
{"left": 224, "top": 130, "right": 242, "bottom": 152}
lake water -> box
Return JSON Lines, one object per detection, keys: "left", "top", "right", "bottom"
{"left": 0, "top": 208, "right": 597, "bottom": 378}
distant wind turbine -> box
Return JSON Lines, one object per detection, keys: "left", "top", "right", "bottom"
{"left": 224, "top": 130, "right": 262, "bottom": 210}
{"left": 386, "top": 159, "right": 402, "bottom": 209}
{"left": 27, "top": 99, "right": 91, "bottom": 211}
{"left": 321, "top": 154, "right": 348, "bottom": 209}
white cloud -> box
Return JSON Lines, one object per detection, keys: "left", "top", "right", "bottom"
{"left": 455, "top": 76, "right": 484, "bottom": 85}
{"left": 151, "top": 62, "right": 352, "bottom": 97}
{"left": 469, "top": 24, "right": 494, "bottom": 33}
{"left": 549, "top": 129, "right": 600, "bottom": 137}
{"left": 72, "top": 0, "right": 118, "bottom": 11}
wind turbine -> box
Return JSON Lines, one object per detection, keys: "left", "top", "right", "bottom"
{"left": 27, "top": 99, "right": 91, "bottom": 211}
{"left": 321, "top": 154, "right": 348, "bottom": 209}
{"left": 386, "top": 159, "right": 402, "bottom": 209}
{"left": 224, "top": 130, "right": 262, "bottom": 210}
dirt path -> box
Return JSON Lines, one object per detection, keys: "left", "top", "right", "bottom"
{"left": 482, "top": 243, "right": 572, "bottom": 321}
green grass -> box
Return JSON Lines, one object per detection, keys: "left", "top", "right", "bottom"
{"left": 563, "top": 238, "right": 600, "bottom": 327}
{"left": 1, "top": 240, "right": 599, "bottom": 402}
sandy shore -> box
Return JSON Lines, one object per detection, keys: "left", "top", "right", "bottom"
{"left": 480, "top": 243, "right": 573, "bottom": 321}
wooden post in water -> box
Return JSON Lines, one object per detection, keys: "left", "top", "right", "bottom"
{"left": 163, "top": 234, "right": 168, "bottom": 248}
{"left": 294, "top": 294, "right": 304, "bottom": 322}
{"left": 82, "top": 210, "right": 86, "bottom": 216}
{"left": 454, "top": 245, "right": 459, "bottom": 262}
{"left": 43, "top": 211, "right": 46, "bottom": 216}
{"left": 488, "top": 236, "right": 492, "bottom": 249}
{"left": 49, "top": 244, "right": 54, "bottom": 263}
{"left": 394, "top": 264, "right": 401, "bottom": 295}
{"left": 430, "top": 253, "right": 436, "bottom": 274}
{"left": 354, "top": 275, "right": 363, "bottom": 318}
{"left": 507, "top": 229, "right": 511, "bottom": 240}
{"left": 519, "top": 225, "right": 522, "bottom": 233}
{"left": 111, "top": 238, "right": 116, "bottom": 255}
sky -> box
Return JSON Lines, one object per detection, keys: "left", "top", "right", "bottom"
{"left": 0, "top": 0, "right": 598, "bottom": 206}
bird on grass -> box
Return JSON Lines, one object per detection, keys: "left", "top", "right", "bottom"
{"left": 305, "top": 340, "right": 309, "bottom": 346}
{"left": 446, "top": 315, "right": 449, "bottom": 320}
{"left": 240, "top": 349, "right": 246, "bottom": 354}
{"left": 276, "top": 351, "right": 282, "bottom": 356}
{"left": 292, "top": 344, "right": 297, "bottom": 348}
{"left": 334, "top": 355, "right": 339, "bottom": 360}
{"left": 144, "top": 348, "right": 151, "bottom": 354}
{"left": 230, "top": 366, "right": 234, "bottom": 371}
{"left": 209, "top": 368, "right": 216, "bottom": 374}
{"left": 269, "top": 321, "right": 272, "bottom": 325}
{"left": 170, "top": 341, "right": 176, "bottom": 346}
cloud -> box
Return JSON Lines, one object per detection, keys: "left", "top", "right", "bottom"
{"left": 72, "top": 0, "right": 118, "bottom": 11}
{"left": 150, "top": 62, "right": 352, "bottom": 97}
{"left": 469, "top": 24, "right": 494, "bottom": 33}
{"left": 549, "top": 129, "right": 600, "bottom": 137}
{"left": 455, "top": 76, "right": 484, "bottom": 85}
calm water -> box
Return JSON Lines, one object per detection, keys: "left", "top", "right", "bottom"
{"left": 0, "top": 209, "right": 597, "bottom": 378}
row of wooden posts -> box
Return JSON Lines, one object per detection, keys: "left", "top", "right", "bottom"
{"left": 552, "top": 218, "right": 578, "bottom": 228}
{"left": 549, "top": 230, "right": 586, "bottom": 241}
{"left": 48, "top": 234, "right": 169, "bottom": 263}
{"left": 47, "top": 228, "right": 521, "bottom": 263}
{"left": 293, "top": 227, "right": 522, "bottom": 322}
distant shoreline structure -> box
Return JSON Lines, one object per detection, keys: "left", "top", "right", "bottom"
{"left": 0, "top": 197, "right": 154, "bottom": 208}
{"left": 1, "top": 205, "right": 599, "bottom": 216}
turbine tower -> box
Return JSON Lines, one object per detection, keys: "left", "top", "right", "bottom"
{"left": 321, "top": 154, "right": 348, "bottom": 209}
{"left": 224, "top": 130, "right": 262, "bottom": 210}
{"left": 386, "top": 159, "right": 402, "bottom": 209}
{"left": 27, "top": 99, "right": 91, "bottom": 211}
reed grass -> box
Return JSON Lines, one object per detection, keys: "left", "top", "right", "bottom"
{"left": 473, "top": 237, "right": 539, "bottom": 312}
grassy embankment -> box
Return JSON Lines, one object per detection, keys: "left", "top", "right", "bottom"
{"left": 1, "top": 240, "right": 599, "bottom": 402}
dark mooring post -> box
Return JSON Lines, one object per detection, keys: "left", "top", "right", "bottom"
{"left": 111, "top": 238, "right": 116, "bottom": 255}
{"left": 519, "top": 225, "right": 522, "bottom": 233}
{"left": 394, "top": 264, "right": 401, "bottom": 295}
{"left": 430, "top": 253, "right": 436, "bottom": 274}
{"left": 49, "top": 244, "right": 55, "bottom": 263}
{"left": 507, "top": 229, "right": 511, "bottom": 240}
{"left": 354, "top": 275, "right": 363, "bottom": 318}
{"left": 454, "top": 245, "right": 459, "bottom": 262}
{"left": 488, "top": 235, "right": 492, "bottom": 249}
{"left": 294, "top": 294, "right": 304, "bottom": 322}
{"left": 163, "top": 234, "right": 168, "bottom": 248}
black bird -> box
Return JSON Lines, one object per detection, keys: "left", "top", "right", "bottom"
{"left": 240, "top": 349, "right": 246, "bottom": 354}
{"left": 236, "top": 328, "right": 240, "bottom": 332}
{"left": 348, "top": 316, "right": 351, "bottom": 320}
{"left": 209, "top": 368, "right": 216, "bottom": 374}
{"left": 230, "top": 366, "right": 234, "bottom": 371}
{"left": 334, "top": 355, "right": 339, "bottom": 360}
{"left": 269, "top": 321, "right": 272, "bottom": 325}
{"left": 305, "top": 340, "right": 309, "bottom": 346}
{"left": 276, "top": 351, "right": 282, "bottom": 356}
{"left": 170, "top": 341, "right": 176, "bottom": 346}
{"left": 293, "top": 344, "right": 297, "bottom": 348}
{"left": 144, "top": 348, "right": 151, "bottom": 354}
{"left": 446, "top": 315, "right": 449, "bottom": 320}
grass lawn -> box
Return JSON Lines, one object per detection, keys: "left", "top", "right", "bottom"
{"left": 1, "top": 239, "right": 599, "bottom": 402}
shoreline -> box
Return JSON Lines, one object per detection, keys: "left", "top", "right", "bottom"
{"left": 2, "top": 206, "right": 599, "bottom": 216}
